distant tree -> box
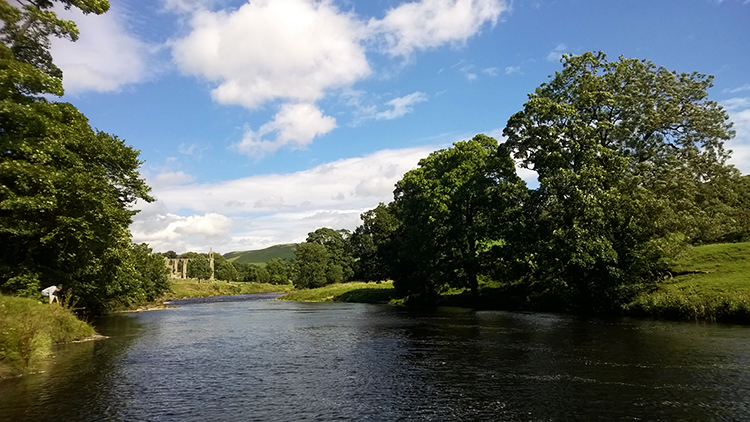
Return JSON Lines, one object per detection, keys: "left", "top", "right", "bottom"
{"left": 292, "top": 242, "right": 329, "bottom": 289}
{"left": 163, "top": 251, "right": 178, "bottom": 259}
{"left": 214, "top": 254, "right": 238, "bottom": 281}
{"left": 306, "top": 227, "right": 354, "bottom": 283}
{"left": 186, "top": 254, "right": 212, "bottom": 280}
{"left": 265, "top": 258, "right": 290, "bottom": 285}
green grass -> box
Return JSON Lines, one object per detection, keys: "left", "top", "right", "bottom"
{"left": 279, "top": 281, "right": 395, "bottom": 303}
{"left": 224, "top": 244, "right": 297, "bottom": 264}
{"left": 629, "top": 242, "right": 750, "bottom": 323}
{"left": 0, "top": 295, "right": 95, "bottom": 377}
{"left": 164, "top": 279, "right": 293, "bottom": 299}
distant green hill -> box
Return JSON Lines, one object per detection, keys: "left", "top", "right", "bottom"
{"left": 224, "top": 244, "right": 297, "bottom": 265}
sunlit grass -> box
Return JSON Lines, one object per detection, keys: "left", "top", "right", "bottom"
{"left": 629, "top": 242, "right": 750, "bottom": 322}
{"left": 279, "top": 281, "right": 395, "bottom": 303}
{"left": 0, "top": 295, "right": 94, "bottom": 377}
{"left": 165, "top": 279, "right": 293, "bottom": 299}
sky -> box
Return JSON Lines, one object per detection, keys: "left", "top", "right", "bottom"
{"left": 48, "top": 0, "right": 750, "bottom": 254}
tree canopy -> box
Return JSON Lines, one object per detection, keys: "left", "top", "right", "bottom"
{"left": 346, "top": 51, "right": 745, "bottom": 313}
{"left": 0, "top": 0, "right": 165, "bottom": 313}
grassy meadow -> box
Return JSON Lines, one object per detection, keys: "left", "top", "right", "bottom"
{"left": 628, "top": 242, "right": 750, "bottom": 323}
{"left": 165, "top": 279, "right": 294, "bottom": 299}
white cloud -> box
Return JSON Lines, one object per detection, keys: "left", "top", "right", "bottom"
{"left": 546, "top": 43, "right": 568, "bottom": 62}
{"left": 505, "top": 65, "right": 521, "bottom": 75}
{"left": 723, "top": 83, "right": 750, "bottom": 94}
{"left": 131, "top": 145, "right": 439, "bottom": 252}
{"left": 376, "top": 92, "right": 428, "bottom": 120}
{"left": 482, "top": 67, "right": 499, "bottom": 76}
{"left": 51, "top": 5, "right": 153, "bottom": 94}
{"left": 131, "top": 212, "right": 234, "bottom": 253}
{"left": 151, "top": 171, "right": 196, "bottom": 188}
{"left": 171, "top": 0, "right": 370, "bottom": 109}
{"left": 725, "top": 97, "right": 750, "bottom": 174}
{"left": 235, "top": 103, "right": 337, "bottom": 156}
{"left": 368, "top": 0, "right": 507, "bottom": 57}
{"left": 169, "top": 0, "right": 509, "bottom": 155}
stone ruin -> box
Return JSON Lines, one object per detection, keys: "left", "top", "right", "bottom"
{"left": 164, "top": 248, "right": 215, "bottom": 281}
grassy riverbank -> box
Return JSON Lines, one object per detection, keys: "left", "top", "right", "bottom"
{"left": 0, "top": 296, "right": 94, "bottom": 377}
{"left": 279, "top": 281, "right": 395, "bottom": 303}
{"left": 165, "top": 279, "right": 294, "bottom": 299}
{"left": 627, "top": 242, "right": 750, "bottom": 323}
{"left": 280, "top": 243, "right": 750, "bottom": 323}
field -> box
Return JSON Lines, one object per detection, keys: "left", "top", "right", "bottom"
{"left": 165, "top": 279, "right": 294, "bottom": 299}
{"left": 628, "top": 242, "right": 750, "bottom": 323}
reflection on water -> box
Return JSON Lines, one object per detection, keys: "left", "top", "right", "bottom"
{"left": 2, "top": 292, "right": 750, "bottom": 421}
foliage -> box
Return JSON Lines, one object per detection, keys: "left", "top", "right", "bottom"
{"left": 213, "top": 253, "right": 239, "bottom": 281}
{"left": 265, "top": 258, "right": 290, "bottom": 285}
{"left": 501, "top": 51, "right": 738, "bottom": 312}
{"left": 0, "top": 295, "right": 94, "bottom": 375}
{"left": 292, "top": 242, "right": 329, "bottom": 289}
{"left": 0, "top": 0, "right": 164, "bottom": 314}
{"left": 185, "top": 254, "right": 212, "bottom": 281}
{"left": 349, "top": 203, "right": 399, "bottom": 282}
{"left": 292, "top": 228, "right": 355, "bottom": 288}
{"left": 390, "top": 134, "right": 526, "bottom": 303}
{"left": 239, "top": 263, "right": 271, "bottom": 284}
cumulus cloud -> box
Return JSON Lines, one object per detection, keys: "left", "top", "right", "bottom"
{"left": 368, "top": 0, "right": 507, "bottom": 57}
{"left": 130, "top": 211, "right": 234, "bottom": 253}
{"left": 51, "top": 5, "right": 153, "bottom": 94}
{"left": 131, "top": 145, "right": 439, "bottom": 252}
{"left": 235, "top": 103, "right": 337, "bottom": 155}
{"left": 169, "top": 0, "right": 508, "bottom": 156}
{"left": 171, "top": 0, "right": 370, "bottom": 109}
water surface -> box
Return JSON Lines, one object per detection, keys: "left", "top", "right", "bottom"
{"left": 2, "top": 293, "right": 749, "bottom": 421}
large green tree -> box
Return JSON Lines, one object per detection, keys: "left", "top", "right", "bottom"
{"left": 391, "top": 134, "right": 526, "bottom": 303}
{"left": 349, "top": 203, "right": 399, "bottom": 282}
{"left": 503, "top": 51, "right": 738, "bottom": 311}
{"left": 0, "top": 0, "right": 159, "bottom": 313}
{"left": 292, "top": 242, "right": 329, "bottom": 289}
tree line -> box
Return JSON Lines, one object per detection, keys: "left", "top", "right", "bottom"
{"left": 294, "top": 52, "right": 750, "bottom": 313}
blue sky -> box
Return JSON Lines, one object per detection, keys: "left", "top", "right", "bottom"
{"left": 49, "top": 0, "right": 750, "bottom": 253}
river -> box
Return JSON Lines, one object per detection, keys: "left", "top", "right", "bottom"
{"left": 1, "top": 293, "right": 749, "bottom": 421}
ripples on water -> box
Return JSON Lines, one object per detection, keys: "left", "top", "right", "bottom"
{"left": 2, "top": 292, "right": 750, "bottom": 421}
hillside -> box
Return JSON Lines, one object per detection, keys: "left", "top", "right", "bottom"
{"left": 628, "top": 241, "right": 750, "bottom": 322}
{"left": 224, "top": 244, "right": 297, "bottom": 265}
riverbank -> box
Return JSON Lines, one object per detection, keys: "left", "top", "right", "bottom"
{"left": 279, "top": 242, "right": 750, "bottom": 323}
{"left": 279, "top": 281, "right": 395, "bottom": 303}
{"left": 627, "top": 242, "right": 750, "bottom": 323}
{"left": 164, "top": 279, "right": 293, "bottom": 299}
{"left": 0, "top": 296, "right": 94, "bottom": 377}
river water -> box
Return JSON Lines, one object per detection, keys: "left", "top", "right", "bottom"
{"left": 1, "top": 293, "right": 750, "bottom": 421}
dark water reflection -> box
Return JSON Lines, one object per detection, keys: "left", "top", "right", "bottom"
{"left": 2, "top": 292, "right": 750, "bottom": 421}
